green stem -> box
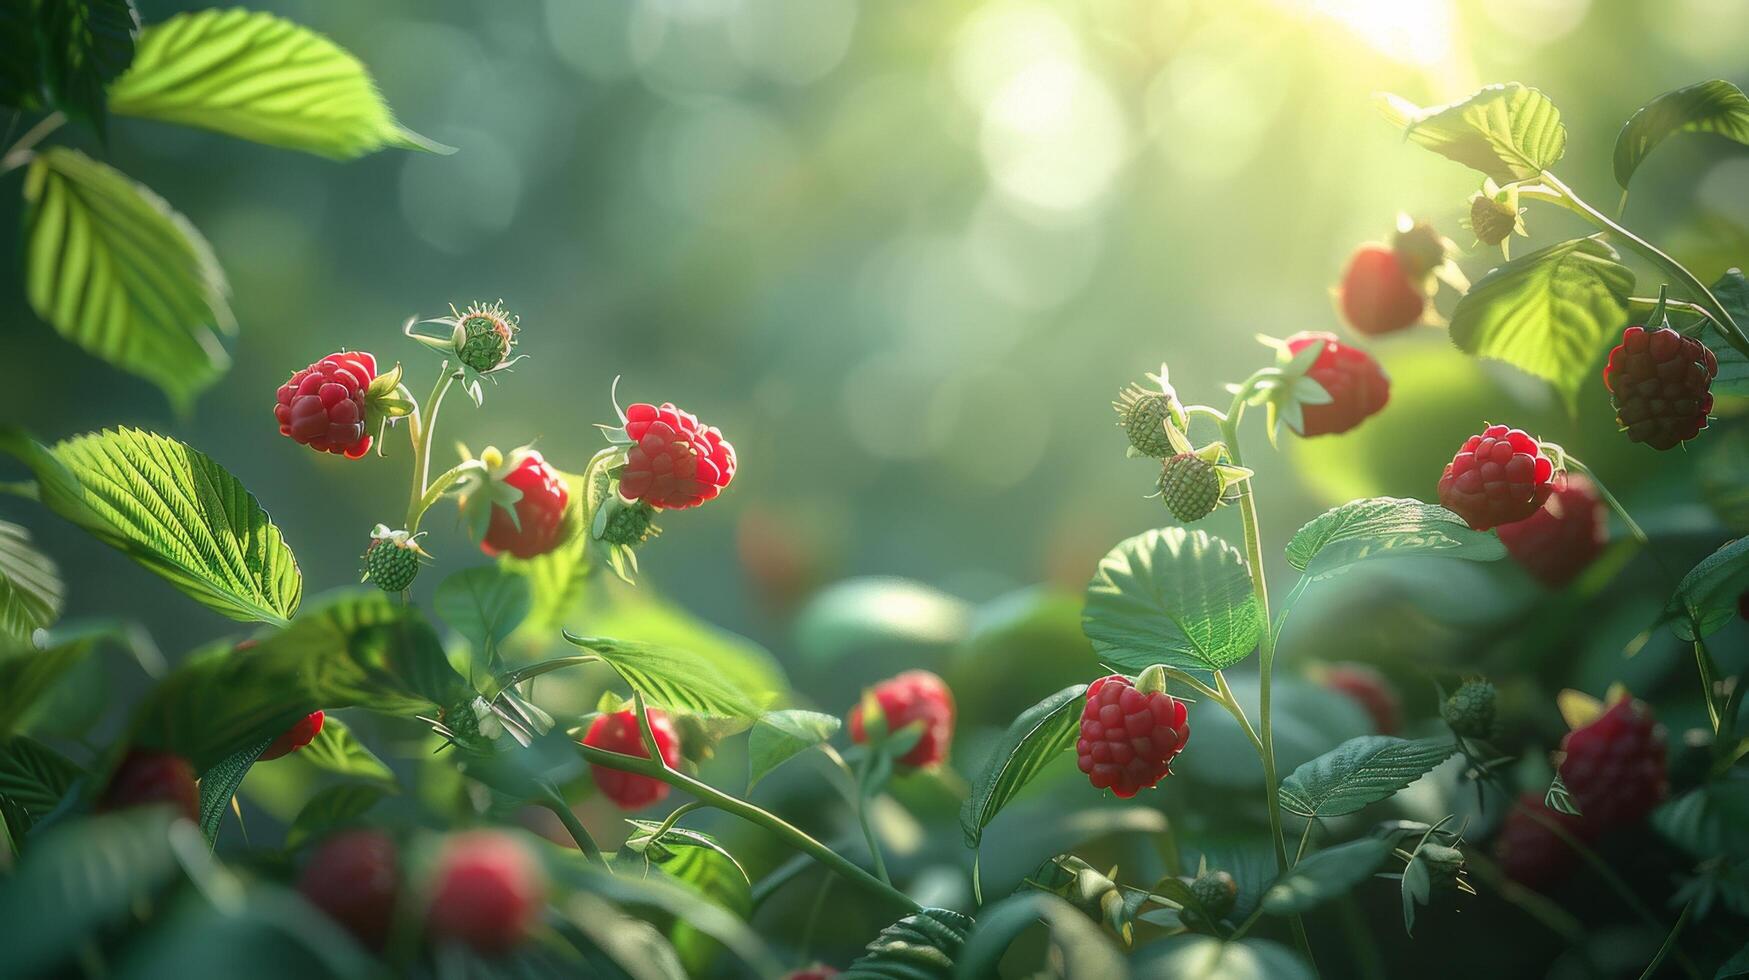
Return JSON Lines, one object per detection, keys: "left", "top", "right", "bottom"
{"left": 1694, "top": 641, "right": 1722, "bottom": 735}
{"left": 408, "top": 461, "right": 481, "bottom": 537}
{"left": 1211, "top": 671, "right": 1266, "bottom": 758}
{"left": 540, "top": 786, "right": 608, "bottom": 870}
{"left": 404, "top": 365, "right": 459, "bottom": 530}
{"left": 1637, "top": 901, "right": 1693, "bottom": 980}
{"left": 0, "top": 112, "right": 63, "bottom": 173}
{"left": 854, "top": 751, "right": 892, "bottom": 885}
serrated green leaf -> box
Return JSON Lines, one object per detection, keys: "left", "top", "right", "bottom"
{"left": 845, "top": 907, "right": 974, "bottom": 979}
{"left": 1661, "top": 536, "right": 1749, "bottom": 641}
{"left": 108, "top": 9, "right": 449, "bottom": 159}
{"left": 284, "top": 782, "right": 389, "bottom": 850}
{"left": 1277, "top": 735, "right": 1457, "bottom": 819}
{"left": 293, "top": 716, "right": 393, "bottom": 785}
{"left": 22, "top": 148, "right": 231, "bottom": 410}
{"left": 960, "top": 683, "right": 1087, "bottom": 847}
{"left": 434, "top": 565, "right": 530, "bottom": 677}
{"left": 562, "top": 633, "right": 763, "bottom": 722}
{"left": 197, "top": 735, "right": 269, "bottom": 847}
{"left": 0, "top": 522, "right": 62, "bottom": 642}
{"left": 0, "top": 735, "right": 84, "bottom": 840}
{"left": 0, "top": 634, "right": 100, "bottom": 737}
{"left": 1286, "top": 497, "right": 1506, "bottom": 578}
{"left": 1447, "top": 237, "right": 1633, "bottom": 408}
{"left": 35, "top": 0, "right": 138, "bottom": 133}
{"left": 1377, "top": 83, "right": 1566, "bottom": 183}
{"left": 576, "top": 587, "right": 787, "bottom": 718}
{"left": 1261, "top": 837, "right": 1393, "bottom": 915}
{"left": 1615, "top": 80, "right": 1749, "bottom": 190}
{"left": 1083, "top": 527, "right": 1262, "bottom": 672}
{"left": 747, "top": 709, "right": 840, "bottom": 790}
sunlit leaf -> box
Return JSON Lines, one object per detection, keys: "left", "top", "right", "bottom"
{"left": 562, "top": 633, "right": 763, "bottom": 721}
{"left": 1615, "top": 80, "right": 1749, "bottom": 190}
{"left": 434, "top": 565, "right": 530, "bottom": 677}
{"left": 1083, "top": 527, "right": 1262, "bottom": 672}
{"left": 0, "top": 522, "right": 63, "bottom": 642}
{"left": 1377, "top": 83, "right": 1565, "bottom": 183}
{"left": 747, "top": 709, "right": 839, "bottom": 790}
{"left": 1277, "top": 735, "right": 1457, "bottom": 819}
{"left": 295, "top": 716, "right": 394, "bottom": 784}
{"left": 1286, "top": 497, "right": 1505, "bottom": 578}
{"left": 960, "top": 683, "right": 1087, "bottom": 847}
{"left": 623, "top": 821, "right": 750, "bottom": 975}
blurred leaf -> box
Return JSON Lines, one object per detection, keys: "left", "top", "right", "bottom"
{"left": 1652, "top": 781, "right": 1749, "bottom": 860}
{"left": 555, "top": 891, "right": 687, "bottom": 979}
{"left": 1707, "top": 270, "right": 1749, "bottom": 397}
{"left": 0, "top": 632, "right": 100, "bottom": 737}
{"left": 0, "top": 1, "right": 39, "bottom": 108}
{"left": 747, "top": 709, "right": 839, "bottom": 790}
{"left": 284, "top": 782, "right": 389, "bottom": 849}
{"left": 196, "top": 735, "right": 268, "bottom": 847}
{"left": 435, "top": 565, "right": 530, "bottom": 677}
{"left": 22, "top": 148, "right": 231, "bottom": 409}
{"left": 116, "top": 882, "right": 376, "bottom": 980}
{"left": 1448, "top": 238, "right": 1633, "bottom": 409}
{"left": 0, "top": 521, "right": 62, "bottom": 642}
{"left": 953, "top": 892, "right": 1126, "bottom": 979}
{"left": 1260, "top": 837, "right": 1392, "bottom": 915}
{"left": 624, "top": 821, "right": 750, "bottom": 974}
{"left": 1377, "top": 83, "right": 1566, "bottom": 183}
{"left": 1720, "top": 937, "right": 1749, "bottom": 979}
{"left": 1615, "top": 80, "right": 1749, "bottom": 190}
{"left": 845, "top": 907, "right": 974, "bottom": 979}
{"left": 1133, "top": 935, "right": 1312, "bottom": 979}
{"left": 562, "top": 633, "right": 764, "bottom": 722}
{"left": 960, "top": 683, "right": 1087, "bottom": 847}
{"left": 0, "top": 735, "right": 84, "bottom": 840}
{"left": 1400, "top": 848, "right": 1432, "bottom": 935}
{"left": 108, "top": 9, "right": 449, "bottom": 158}
{"left": 1660, "top": 535, "right": 1749, "bottom": 640}
{"left": 1286, "top": 497, "right": 1505, "bottom": 578}
{"left": 295, "top": 716, "right": 394, "bottom": 784}
{"left": 794, "top": 576, "right": 970, "bottom": 668}
{"left": 35, "top": 0, "right": 138, "bottom": 132}
{"left": 1083, "top": 528, "right": 1262, "bottom": 673}
{"left": 1278, "top": 735, "right": 1457, "bottom": 819}
{"left": 0, "top": 427, "right": 299, "bottom": 625}
{"left": 566, "top": 864, "right": 780, "bottom": 977}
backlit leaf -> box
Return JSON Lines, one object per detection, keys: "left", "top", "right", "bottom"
{"left": 1083, "top": 527, "right": 1262, "bottom": 672}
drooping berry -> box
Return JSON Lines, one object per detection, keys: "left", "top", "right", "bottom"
{"left": 1557, "top": 696, "right": 1668, "bottom": 833}
{"left": 1495, "top": 473, "right": 1607, "bottom": 588}
{"left": 1338, "top": 245, "right": 1425, "bottom": 336}
{"left": 601, "top": 500, "right": 659, "bottom": 547}
{"left": 1495, "top": 791, "right": 1590, "bottom": 889}
{"left": 298, "top": 830, "right": 400, "bottom": 948}
{"left": 479, "top": 449, "right": 570, "bottom": 560}
{"left": 1603, "top": 325, "right": 1718, "bottom": 451}
{"left": 275, "top": 351, "right": 378, "bottom": 459}
{"left": 97, "top": 749, "right": 199, "bottom": 821}
{"left": 455, "top": 301, "right": 518, "bottom": 374}
{"left": 1075, "top": 673, "right": 1189, "bottom": 798}
{"left": 1442, "top": 679, "right": 1497, "bottom": 740}
{"left": 425, "top": 830, "right": 545, "bottom": 953}
{"left": 1437, "top": 424, "right": 1557, "bottom": 531}
{"left": 581, "top": 707, "right": 682, "bottom": 810}
{"left": 848, "top": 670, "right": 956, "bottom": 769}
{"left": 1190, "top": 870, "right": 1237, "bottom": 920}
{"left": 1158, "top": 453, "right": 1222, "bottom": 524}
{"left": 1114, "top": 386, "right": 1175, "bottom": 458}
{"left": 1319, "top": 662, "right": 1401, "bottom": 735}
{"left": 619, "top": 402, "right": 736, "bottom": 510}
{"left": 1283, "top": 332, "right": 1390, "bottom": 437}
{"left": 259, "top": 710, "right": 324, "bottom": 761}
{"left": 363, "top": 527, "right": 422, "bottom": 592}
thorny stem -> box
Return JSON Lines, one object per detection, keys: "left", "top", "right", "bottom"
{"left": 0, "top": 112, "right": 64, "bottom": 173}
{"left": 404, "top": 365, "right": 460, "bottom": 531}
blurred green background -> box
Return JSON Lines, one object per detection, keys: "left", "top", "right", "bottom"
{"left": 4, "top": 0, "right": 1749, "bottom": 670}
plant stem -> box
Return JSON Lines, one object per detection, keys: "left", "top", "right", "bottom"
{"left": 1637, "top": 901, "right": 1693, "bottom": 980}
{"left": 854, "top": 751, "right": 892, "bottom": 885}
{"left": 404, "top": 365, "right": 459, "bottom": 530}
{"left": 0, "top": 112, "right": 64, "bottom": 173}
{"left": 540, "top": 787, "right": 609, "bottom": 870}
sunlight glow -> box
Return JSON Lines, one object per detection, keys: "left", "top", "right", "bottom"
{"left": 1289, "top": 0, "right": 1457, "bottom": 66}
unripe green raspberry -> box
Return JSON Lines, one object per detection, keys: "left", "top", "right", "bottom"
{"left": 1190, "top": 870, "right": 1237, "bottom": 920}
{"left": 455, "top": 302, "right": 517, "bottom": 373}
{"left": 602, "top": 501, "right": 659, "bottom": 547}
{"left": 1115, "top": 388, "right": 1174, "bottom": 458}
{"left": 363, "top": 528, "right": 421, "bottom": 592}
{"left": 1159, "top": 453, "right": 1221, "bottom": 523}
{"left": 1420, "top": 843, "right": 1465, "bottom": 891}
{"left": 1443, "top": 679, "right": 1497, "bottom": 739}
{"left": 1469, "top": 193, "right": 1518, "bottom": 247}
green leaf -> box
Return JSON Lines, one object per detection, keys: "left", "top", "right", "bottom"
{"left": 1261, "top": 837, "right": 1393, "bottom": 914}
{"left": 1377, "top": 83, "right": 1566, "bottom": 183}
{"left": 1134, "top": 935, "right": 1312, "bottom": 980}
{"left": 1652, "top": 780, "right": 1749, "bottom": 860}
{"left": 562, "top": 632, "right": 763, "bottom": 722}
{"left": 1706, "top": 269, "right": 1749, "bottom": 397}
{"left": 1277, "top": 735, "right": 1457, "bottom": 819}
{"left": 1447, "top": 237, "right": 1634, "bottom": 408}
{"left": 0, "top": 427, "right": 300, "bottom": 625}
{"left": 22, "top": 148, "right": 231, "bottom": 410}
{"left": 1662, "top": 536, "right": 1749, "bottom": 641}
{"left": 567, "top": 864, "right": 779, "bottom": 977}
{"left": 1083, "top": 527, "right": 1262, "bottom": 672}
{"left": 107, "top": 9, "right": 449, "bottom": 159}
{"left": 623, "top": 821, "right": 751, "bottom": 975}
{"left": 0, "top": 633, "right": 100, "bottom": 737}
{"left": 0, "top": 2, "right": 40, "bottom": 108}
{"left": 0, "top": 736, "right": 85, "bottom": 839}
{"left": 35, "top": 0, "right": 138, "bottom": 133}
{"left": 574, "top": 587, "right": 787, "bottom": 716}
{"left": 294, "top": 716, "right": 394, "bottom": 784}
{"left": 953, "top": 893, "right": 1126, "bottom": 979}
{"left": 197, "top": 735, "right": 269, "bottom": 847}
{"left": 794, "top": 576, "right": 970, "bottom": 667}
{"left": 1286, "top": 497, "right": 1506, "bottom": 578}
{"left": 284, "top": 782, "right": 389, "bottom": 850}
{"left": 1615, "top": 80, "right": 1749, "bottom": 190}
{"left": 747, "top": 709, "right": 840, "bottom": 790}
{"left": 1719, "top": 937, "right": 1749, "bottom": 979}
{"left": 0, "top": 521, "right": 62, "bottom": 646}
{"left": 960, "top": 683, "right": 1087, "bottom": 847}
{"left": 845, "top": 907, "right": 974, "bottom": 979}
{"left": 434, "top": 565, "right": 530, "bottom": 677}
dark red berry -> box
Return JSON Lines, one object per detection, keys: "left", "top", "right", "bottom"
{"left": 275, "top": 351, "right": 377, "bottom": 459}
{"left": 1604, "top": 325, "right": 1717, "bottom": 450}
{"left": 784, "top": 968, "right": 839, "bottom": 980}
{"left": 1339, "top": 245, "right": 1425, "bottom": 335}
{"left": 97, "top": 749, "right": 198, "bottom": 821}
{"left": 1284, "top": 332, "right": 1390, "bottom": 437}
{"left": 619, "top": 402, "right": 736, "bottom": 510}
{"left": 1075, "top": 674, "right": 1189, "bottom": 798}
{"left": 481, "top": 449, "right": 570, "bottom": 560}
{"left": 258, "top": 710, "right": 324, "bottom": 761}
{"left": 1739, "top": 590, "right": 1749, "bottom": 621}
{"left": 1557, "top": 697, "right": 1667, "bottom": 833}
{"left": 425, "top": 831, "right": 545, "bottom": 953}
{"left": 298, "top": 829, "right": 400, "bottom": 948}
{"left": 1495, "top": 473, "right": 1607, "bottom": 588}
{"left": 1495, "top": 791, "right": 1589, "bottom": 890}
{"left": 581, "top": 707, "right": 682, "bottom": 810}
{"left": 848, "top": 670, "right": 956, "bottom": 768}
{"left": 1320, "top": 663, "right": 1401, "bottom": 735}
{"left": 1437, "top": 424, "right": 1556, "bottom": 531}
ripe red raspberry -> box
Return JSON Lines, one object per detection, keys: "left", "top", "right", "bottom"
{"left": 784, "top": 967, "right": 838, "bottom": 980}
{"left": 480, "top": 449, "right": 570, "bottom": 560}
{"left": 1075, "top": 673, "right": 1189, "bottom": 798}
{"left": 1437, "top": 424, "right": 1556, "bottom": 531}
{"left": 1319, "top": 662, "right": 1401, "bottom": 735}
{"left": 425, "top": 830, "right": 545, "bottom": 953}
{"left": 259, "top": 710, "right": 324, "bottom": 761}
{"left": 1557, "top": 697, "right": 1667, "bottom": 833}
{"left": 619, "top": 402, "right": 736, "bottom": 510}
{"left": 1338, "top": 244, "right": 1425, "bottom": 335}
{"left": 97, "top": 749, "right": 198, "bottom": 821}
{"left": 1494, "top": 791, "right": 1590, "bottom": 889}
{"left": 298, "top": 829, "right": 400, "bottom": 948}
{"left": 275, "top": 351, "right": 377, "bottom": 459}
{"left": 581, "top": 707, "right": 682, "bottom": 809}
{"left": 1603, "top": 325, "right": 1717, "bottom": 450}
{"left": 848, "top": 670, "right": 956, "bottom": 768}
{"left": 1283, "top": 332, "right": 1390, "bottom": 436}
{"left": 1495, "top": 473, "right": 1607, "bottom": 588}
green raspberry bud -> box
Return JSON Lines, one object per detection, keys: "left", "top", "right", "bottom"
{"left": 1190, "top": 870, "right": 1237, "bottom": 920}
{"left": 454, "top": 301, "right": 518, "bottom": 374}
{"left": 1443, "top": 678, "right": 1497, "bottom": 739}
{"left": 602, "top": 500, "right": 660, "bottom": 547}
{"left": 1419, "top": 843, "right": 1465, "bottom": 892}
{"left": 362, "top": 525, "right": 422, "bottom": 593}
{"left": 1115, "top": 387, "right": 1175, "bottom": 458}
{"left": 1159, "top": 453, "right": 1222, "bottom": 523}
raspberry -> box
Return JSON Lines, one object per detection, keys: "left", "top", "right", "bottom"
{"left": 1469, "top": 193, "right": 1518, "bottom": 247}
{"left": 784, "top": 968, "right": 839, "bottom": 980}
{"left": 1075, "top": 673, "right": 1189, "bottom": 798}
{"left": 1114, "top": 387, "right": 1174, "bottom": 458}
{"left": 1158, "top": 453, "right": 1221, "bottom": 523}
{"left": 1495, "top": 791, "right": 1589, "bottom": 889}
{"left": 363, "top": 529, "right": 422, "bottom": 592}
{"left": 425, "top": 830, "right": 545, "bottom": 953}
{"left": 1190, "top": 870, "right": 1237, "bottom": 920}
{"left": 480, "top": 450, "right": 570, "bottom": 560}
{"left": 275, "top": 351, "right": 377, "bottom": 459}
{"left": 1437, "top": 424, "right": 1556, "bottom": 531}
{"left": 619, "top": 402, "right": 736, "bottom": 510}
{"left": 298, "top": 830, "right": 400, "bottom": 948}
{"left": 1391, "top": 221, "right": 1448, "bottom": 279}
{"left": 97, "top": 749, "right": 198, "bottom": 821}
{"left": 259, "top": 710, "right": 324, "bottom": 761}
{"left": 1319, "top": 662, "right": 1401, "bottom": 735}
{"left": 581, "top": 707, "right": 682, "bottom": 810}
{"left": 601, "top": 500, "right": 659, "bottom": 547}
{"left": 1495, "top": 473, "right": 1607, "bottom": 588}
{"left": 1283, "top": 332, "right": 1390, "bottom": 437}
{"left": 848, "top": 670, "right": 956, "bottom": 768}
{"left": 1338, "top": 244, "right": 1425, "bottom": 335}
{"left": 456, "top": 302, "right": 517, "bottom": 374}
{"left": 1603, "top": 325, "right": 1717, "bottom": 450}
{"left": 1557, "top": 696, "right": 1667, "bottom": 833}
{"left": 1442, "top": 679, "right": 1497, "bottom": 740}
